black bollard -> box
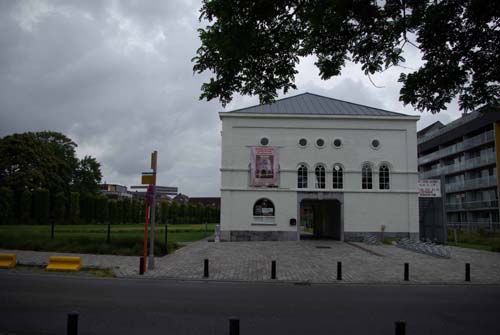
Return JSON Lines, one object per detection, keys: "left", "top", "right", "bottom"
{"left": 229, "top": 318, "right": 240, "bottom": 335}
{"left": 139, "top": 257, "right": 144, "bottom": 275}
{"left": 271, "top": 260, "right": 276, "bottom": 279}
{"left": 67, "top": 312, "right": 79, "bottom": 335}
{"left": 164, "top": 223, "right": 168, "bottom": 255}
{"left": 395, "top": 321, "right": 406, "bottom": 335}
{"left": 204, "top": 259, "right": 209, "bottom": 278}
{"left": 465, "top": 263, "right": 471, "bottom": 282}
{"left": 51, "top": 221, "right": 55, "bottom": 240}
{"left": 404, "top": 263, "right": 409, "bottom": 281}
{"left": 106, "top": 222, "right": 111, "bottom": 244}
{"left": 337, "top": 261, "right": 342, "bottom": 281}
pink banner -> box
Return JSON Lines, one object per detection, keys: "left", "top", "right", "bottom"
{"left": 250, "top": 146, "right": 279, "bottom": 187}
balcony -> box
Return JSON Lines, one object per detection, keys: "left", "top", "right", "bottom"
{"left": 419, "top": 153, "right": 497, "bottom": 179}
{"left": 418, "top": 130, "right": 494, "bottom": 165}
{"left": 445, "top": 175, "right": 498, "bottom": 193}
{"left": 445, "top": 199, "right": 499, "bottom": 211}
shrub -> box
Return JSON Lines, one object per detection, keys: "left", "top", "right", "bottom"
{"left": 33, "top": 189, "right": 50, "bottom": 225}
{"left": 69, "top": 192, "right": 80, "bottom": 224}
{"left": 19, "top": 190, "right": 32, "bottom": 225}
{"left": 0, "top": 187, "right": 15, "bottom": 225}
{"left": 52, "top": 192, "right": 66, "bottom": 225}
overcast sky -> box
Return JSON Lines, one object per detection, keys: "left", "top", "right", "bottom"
{"left": 0, "top": 1, "right": 463, "bottom": 196}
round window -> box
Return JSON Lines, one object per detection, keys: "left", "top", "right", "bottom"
{"left": 260, "top": 137, "right": 269, "bottom": 146}
{"left": 333, "top": 138, "right": 342, "bottom": 148}
{"left": 371, "top": 139, "right": 380, "bottom": 149}
{"left": 316, "top": 138, "right": 325, "bottom": 147}
{"left": 299, "top": 138, "right": 307, "bottom": 147}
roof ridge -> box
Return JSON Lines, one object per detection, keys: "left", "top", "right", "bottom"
{"left": 304, "top": 92, "right": 407, "bottom": 116}
{"left": 223, "top": 92, "right": 416, "bottom": 117}
{"left": 225, "top": 92, "right": 310, "bottom": 114}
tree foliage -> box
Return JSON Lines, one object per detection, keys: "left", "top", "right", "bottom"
{"left": 193, "top": 0, "right": 500, "bottom": 113}
{"left": 0, "top": 187, "right": 15, "bottom": 225}
{"left": 0, "top": 131, "right": 102, "bottom": 195}
{"left": 73, "top": 156, "right": 102, "bottom": 195}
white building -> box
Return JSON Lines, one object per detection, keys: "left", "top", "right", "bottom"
{"left": 220, "top": 93, "right": 420, "bottom": 241}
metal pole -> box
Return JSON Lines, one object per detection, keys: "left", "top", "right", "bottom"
{"left": 465, "top": 263, "right": 471, "bottom": 282}
{"left": 404, "top": 263, "right": 409, "bottom": 281}
{"left": 51, "top": 220, "right": 55, "bottom": 240}
{"left": 337, "top": 261, "right": 342, "bottom": 281}
{"left": 106, "top": 222, "right": 110, "bottom": 244}
{"left": 148, "top": 150, "right": 158, "bottom": 270}
{"left": 149, "top": 195, "right": 156, "bottom": 270}
{"left": 143, "top": 203, "right": 149, "bottom": 274}
{"left": 271, "top": 260, "right": 276, "bottom": 279}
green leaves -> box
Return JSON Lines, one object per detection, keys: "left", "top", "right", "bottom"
{"left": 0, "top": 132, "right": 102, "bottom": 196}
{"left": 193, "top": 0, "right": 500, "bottom": 113}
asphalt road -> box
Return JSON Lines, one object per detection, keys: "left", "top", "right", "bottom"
{"left": 1, "top": 272, "right": 499, "bottom": 335}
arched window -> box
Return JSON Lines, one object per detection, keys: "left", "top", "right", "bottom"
{"left": 253, "top": 198, "right": 275, "bottom": 224}
{"left": 297, "top": 164, "right": 308, "bottom": 188}
{"left": 333, "top": 164, "right": 343, "bottom": 189}
{"left": 379, "top": 163, "right": 390, "bottom": 190}
{"left": 362, "top": 163, "right": 373, "bottom": 189}
{"left": 315, "top": 164, "right": 325, "bottom": 189}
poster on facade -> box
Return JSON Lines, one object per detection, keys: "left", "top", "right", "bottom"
{"left": 418, "top": 179, "right": 441, "bottom": 197}
{"left": 250, "top": 146, "right": 279, "bottom": 187}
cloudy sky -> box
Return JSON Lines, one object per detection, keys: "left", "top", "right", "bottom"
{"left": 0, "top": 1, "right": 462, "bottom": 196}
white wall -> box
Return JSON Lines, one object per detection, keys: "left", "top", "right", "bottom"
{"left": 222, "top": 190, "right": 297, "bottom": 232}
{"left": 220, "top": 113, "right": 419, "bottom": 235}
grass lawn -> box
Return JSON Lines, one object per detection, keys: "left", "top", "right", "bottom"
{"left": 0, "top": 224, "right": 215, "bottom": 256}
{"left": 447, "top": 230, "right": 500, "bottom": 252}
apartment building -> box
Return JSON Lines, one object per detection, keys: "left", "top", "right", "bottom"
{"left": 418, "top": 105, "right": 500, "bottom": 241}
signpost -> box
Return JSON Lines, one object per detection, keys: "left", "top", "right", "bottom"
{"left": 141, "top": 150, "right": 158, "bottom": 272}
{"left": 418, "top": 179, "right": 441, "bottom": 198}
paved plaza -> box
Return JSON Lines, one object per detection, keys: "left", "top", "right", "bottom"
{"left": 3, "top": 240, "right": 500, "bottom": 284}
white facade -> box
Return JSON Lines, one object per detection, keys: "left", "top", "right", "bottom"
{"left": 220, "top": 98, "right": 420, "bottom": 241}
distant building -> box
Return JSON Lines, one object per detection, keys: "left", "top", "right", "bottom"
{"left": 99, "top": 183, "right": 132, "bottom": 199}
{"left": 173, "top": 193, "right": 189, "bottom": 204}
{"left": 189, "top": 197, "right": 221, "bottom": 209}
{"left": 418, "top": 105, "right": 500, "bottom": 241}
{"left": 129, "top": 185, "right": 177, "bottom": 201}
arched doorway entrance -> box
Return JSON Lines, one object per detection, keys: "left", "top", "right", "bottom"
{"left": 298, "top": 193, "right": 343, "bottom": 240}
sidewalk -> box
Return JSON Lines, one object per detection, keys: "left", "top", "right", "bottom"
{"left": 2, "top": 240, "right": 500, "bottom": 284}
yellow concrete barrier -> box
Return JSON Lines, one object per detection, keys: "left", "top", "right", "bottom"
{"left": 46, "top": 256, "right": 82, "bottom": 272}
{"left": 0, "top": 254, "right": 16, "bottom": 268}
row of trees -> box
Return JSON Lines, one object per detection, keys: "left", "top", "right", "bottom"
{"left": 0, "top": 187, "right": 220, "bottom": 225}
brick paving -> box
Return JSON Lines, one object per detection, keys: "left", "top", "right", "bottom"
{"left": 0, "top": 249, "right": 140, "bottom": 277}
{"left": 3, "top": 241, "right": 500, "bottom": 284}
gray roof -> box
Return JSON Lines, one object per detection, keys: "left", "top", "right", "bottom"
{"left": 226, "top": 92, "right": 409, "bottom": 117}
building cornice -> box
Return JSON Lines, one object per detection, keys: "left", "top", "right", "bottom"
{"left": 220, "top": 187, "right": 418, "bottom": 194}
{"left": 219, "top": 112, "right": 420, "bottom": 121}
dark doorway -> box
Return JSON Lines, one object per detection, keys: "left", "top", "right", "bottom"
{"left": 300, "top": 200, "right": 342, "bottom": 240}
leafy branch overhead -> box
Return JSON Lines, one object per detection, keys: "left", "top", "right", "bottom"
{"left": 193, "top": 0, "right": 500, "bottom": 113}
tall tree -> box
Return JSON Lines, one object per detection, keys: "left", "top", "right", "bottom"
{"left": 0, "top": 187, "right": 15, "bottom": 225}
{"left": 0, "top": 133, "right": 62, "bottom": 193}
{"left": 72, "top": 156, "right": 102, "bottom": 195}
{"left": 193, "top": 0, "right": 500, "bottom": 113}
{"left": 0, "top": 132, "right": 102, "bottom": 196}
